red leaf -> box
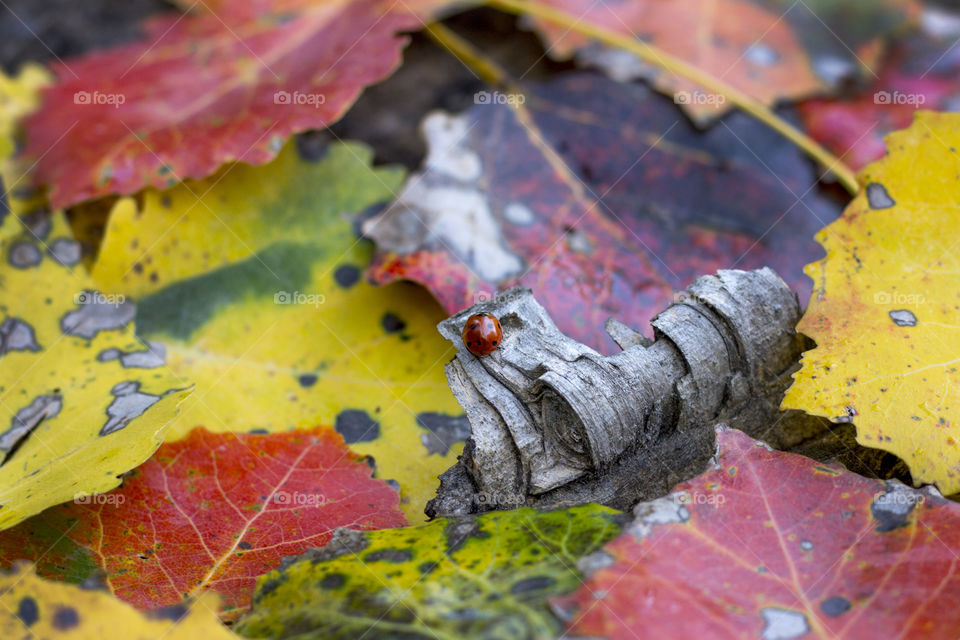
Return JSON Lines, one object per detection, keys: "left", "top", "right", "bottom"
{"left": 798, "top": 32, "right": 960, "bottom": 171}
{"left": 0, "top": 427, "right": 406, "bottom": 621}
{"left": 23, "top": 0, "right": 440, "bottom": 208}
{"left": 555, "top": 427, "right": 960, "bottom": 639}
{"left": 365, "top": 74, "right": 843, "bottom": 353}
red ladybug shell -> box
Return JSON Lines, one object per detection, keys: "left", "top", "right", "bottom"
{"left": 462, "top": 313, "right": 502, "bottom": 356}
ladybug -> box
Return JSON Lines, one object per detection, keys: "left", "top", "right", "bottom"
{"left": 462, "top": 312, "right": 502, "bottom": 356}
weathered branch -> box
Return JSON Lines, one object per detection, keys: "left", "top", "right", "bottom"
{"left": 427, "top": 268, "right": 907, "bottom": 517}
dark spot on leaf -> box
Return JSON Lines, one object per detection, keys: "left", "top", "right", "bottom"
{"left": 510, "top": 576, "right": 555, "bottom": 594}
{"left": 418, "top": 561, "right": 439, "bottom": 575}
{"left": 148, "top": 602, "right": 189, "bottom": 622}
{"left": 298, "top": 374, "right": 317, "bottom": 388}
{"left": 52, "top": 605, "right": 79, "bottom": 630}
{"left": 295, "top": 130, "right": 331, "bottom": 161}
{"left": 17, "top": 596, "right": 38, "bottom": 626}
{"left": 238, "top": 540, "right": 252, "bottom": 550}
{"left": 320, "top": 573, "right": 345, "bottom": 589}
{"left": 416, "top": 412, "right": 471, "bottom": 455}
{"left": 445, "top": 518, "right": 489, "bottom": 554}
{"left": 381, "top": 312, "right": 406, "bottom": 334}
{"left": 865, "top": 182, "right": 895, "bottom": 209}
{"left": 333, "top": 264, "right": 361, "bottom": 289}
{"left": 365, "top": 548, "right": 413, "bottom": 563}
{"left": 334, "top": 410, "right": 380, "bottom": 443}
{"left": 820, "top": 596, "right": 851, "bottom": 617}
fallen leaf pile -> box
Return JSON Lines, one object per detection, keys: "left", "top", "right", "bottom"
{"left": 0, "top": 0, "right": 957, "bottom": 637}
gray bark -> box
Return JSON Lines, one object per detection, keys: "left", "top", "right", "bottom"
{"left": 427, "top": 268, "right": 907, "bottom": 518}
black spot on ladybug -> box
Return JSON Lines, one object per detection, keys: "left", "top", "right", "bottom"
{"left": 238, "top": 540, "right": 253, "bottom": 550}
{"left": 17, "top": 596, "right": 38, "bottom": 627}
{"left": 333, "top": 264, "right": 361, "bottom": 289}
{"left": 381, "top": 313, "right": 406, "bottom": 334}
{"left": 820, "top": 596, "right": 851, "bottom": 617}
{"left": 298, "top": 373, "right": 317, "bottom": 388}
{"left": 294, "top": 130, "right": 331, "bottom": 162}
{"left": 334, "top": 409, "right": 380, "bottom": 443}
{"left": 52, "top": 605, "right": 79, "bottom": 631}
{"left": 866, "top": 182, "right": 895, "bottom": 209}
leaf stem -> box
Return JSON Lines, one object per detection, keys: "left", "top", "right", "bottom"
{"left": 424, "top": 22, "right": 509, "bottom": 87}
{"left": 485, "top": 0, "right": 859, "bottom": 194}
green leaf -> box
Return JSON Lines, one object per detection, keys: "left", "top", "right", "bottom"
{"left": 235, "top": 505, "right": 625, "bottom": 639}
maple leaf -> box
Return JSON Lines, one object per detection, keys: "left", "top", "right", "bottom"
{"left": 525, "top": 0, "right": 919, "bottom": 124}
{"left": 783, "top": 111, "right": 960, "bottom": 494}
{"left": 555, "top": 426, "right": 960, "bottom": 639}
{"left": 798, "top": 29, "right": 960, "bottom": 171}
{"left": 0, "top": 427, "right": 406, "bottom": 622}
{"left": 235, "top": 504, "right": 624, "bottom": 639}
{"left": 0, "top": 563, "right": 238, "bottom": 639}
{"left": 364, "top": 72, "right": 842, "bottom": 353}
{"left": 90, "top": 137, "right": 464, "bottom": 521}
{"left": 22, "top": 0, "right": 447, "bottom": 209}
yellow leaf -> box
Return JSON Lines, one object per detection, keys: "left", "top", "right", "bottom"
{"left": 783, "top": 111, "right": 960, "bottom": 493}
{"left": 0, "top": 72, "right": 191, "bottom": 530}
{"left": 0, "top": 564, "right": 237, "bottom": 639}
{"left": 92, "top": 140, "right": 463, "bottom": 521}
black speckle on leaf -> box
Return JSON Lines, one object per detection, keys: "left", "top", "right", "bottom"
{"left": 238, "top": 540, "right": 252, "bottom": 550}
{"left": 52, "top": 605, "right": 80, "bottom": 631}
{"left": 510, "top": 576, "right": 555, "bottom": 594}
{"left": 333, "top": 264, "right": 361, "bottom": 289}
{"left": 148, "top": 603, "right": 189, "bottom": 622}
{"left": 381, "top": 312, "right": 406, "bottom": 334}
{"left": 334, "top": 410, "right": 380, "bottom": 443}
{"left": 365, "top": 548, "right": 413, "bottom": 563}
{"left": 298, "top": 373, "right": 318, "bottom": 388}
{"left": 320, "top": 573, "right": 346, "bottom": 590}
{"left": 820, "top": 596, "right": 851, "bottom": 617}
{"left": 17, "top": 596, "right": 38, "bottom": 627}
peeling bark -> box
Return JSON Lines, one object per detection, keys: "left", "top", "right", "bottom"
{"left": 427, "top": 268, "right": 906, "bottom": 517}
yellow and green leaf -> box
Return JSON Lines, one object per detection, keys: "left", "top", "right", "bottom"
{"left": 92, "top": 140, "right": 464, "bottom": 521}
{"left": 235, "top": 504, "right": 624, "bottom": 639}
